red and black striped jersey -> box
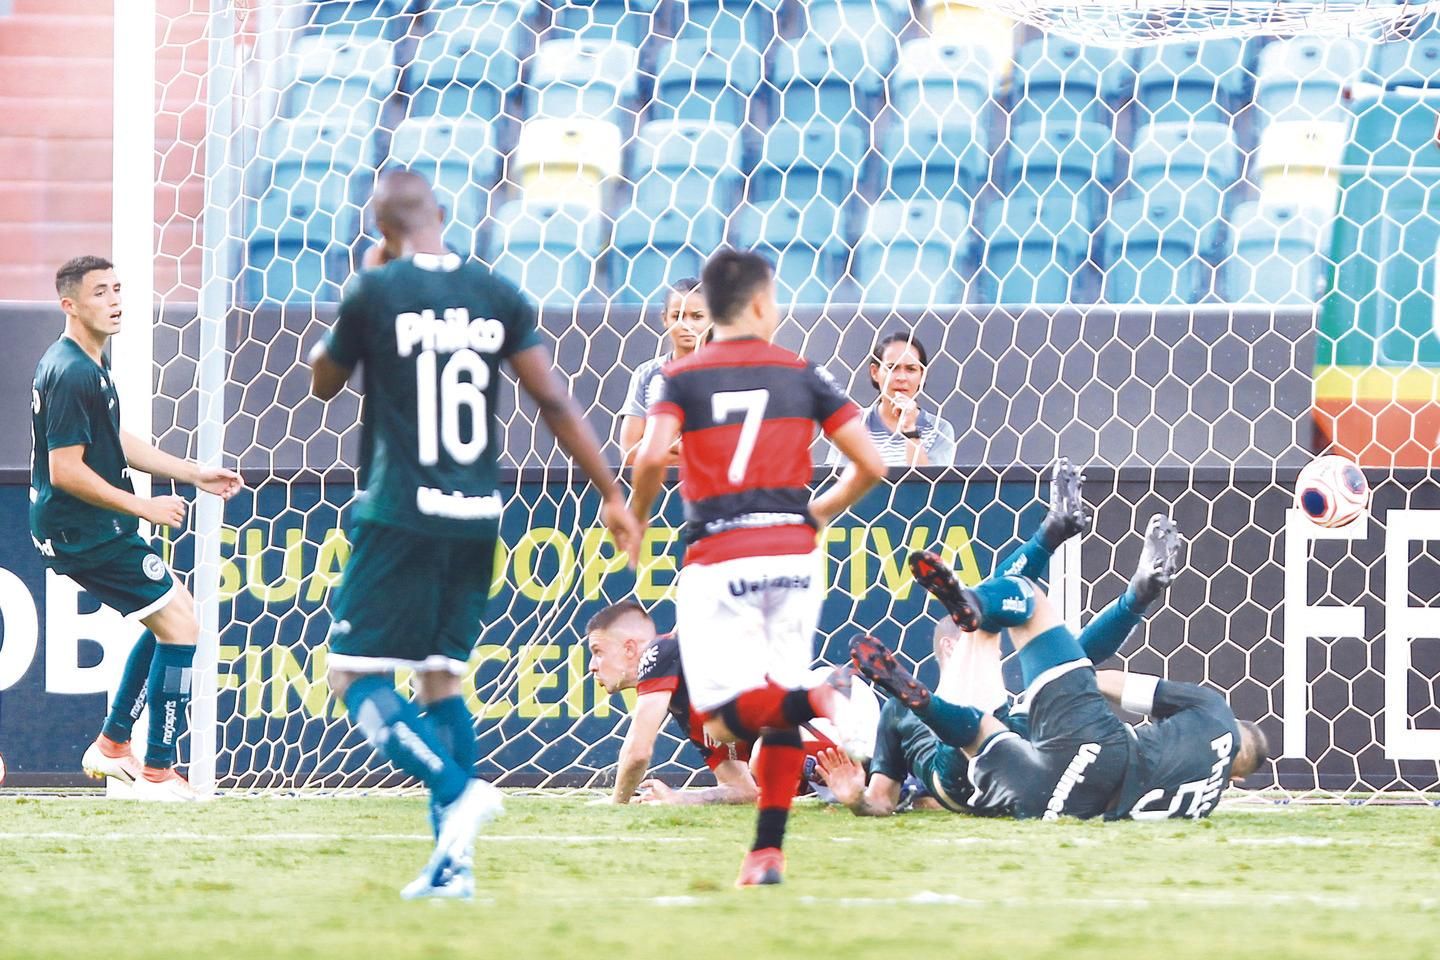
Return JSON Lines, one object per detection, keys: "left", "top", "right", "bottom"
{"left": 648, "top": 337, "right": 859, "bottom": 565}
{"left": 636, "top": 633, "right": 749, "bottom": 771}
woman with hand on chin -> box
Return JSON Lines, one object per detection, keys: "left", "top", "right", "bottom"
{"left": 828, "top": 332, "right": 956, "bottom": 468}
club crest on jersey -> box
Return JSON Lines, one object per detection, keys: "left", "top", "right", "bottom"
{"left": 728, "top": 574, "right": 812, "bottom": 597}
{"left": 637, "top": 643, "right": 659, "bottom": 679}
{"left": 394, "top": 308, "right": 505, "bottom": 357}
{"left": 142, "top": 554, "right": 167, "bottom": 582}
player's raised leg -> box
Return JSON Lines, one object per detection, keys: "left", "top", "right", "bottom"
{"left": 993, "top": 457, "right": 1089, "bottom": 583}
{"left": 1078, "top": 514, "right": 1182, "bottom": 663}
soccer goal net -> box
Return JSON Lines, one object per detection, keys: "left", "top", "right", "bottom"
{"left": 123, "top": 0, "right": 1440, "bottom": 798}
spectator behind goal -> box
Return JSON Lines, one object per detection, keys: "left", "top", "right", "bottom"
{"left": 617, "top": 277, "right": 710, "bottom": 466}
{"left": 828, "top": 332, "right": 956, "bottom": 468}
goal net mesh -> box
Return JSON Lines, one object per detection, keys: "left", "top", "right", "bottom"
{"left": 144, "top": 0, "right": 1440, "bottom": 797}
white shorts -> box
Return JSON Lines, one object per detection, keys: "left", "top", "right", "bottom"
{"left": 674, "top": 549, "right": 826, "bottom": 715}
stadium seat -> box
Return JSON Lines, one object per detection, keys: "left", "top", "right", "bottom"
{"left": 303, "top": 0, "right": 404, "bottom": 40}
{"left": 628, "top": 120, "right": 742, "bottom": 219}
{"left": 245, "top": 213, "right": 357, "bottom": 304}
{"left": 770, "top": 36, "right": 879, "bottom": 138}
{"left": 879, "top": 116, "right": 988, "bottom": 203}
{"left": 651, "top": 39, "right": 762, "bottom": 128}
{"left": 852, "top": 199, "right": 970, "bottom": 305}
{"left": 254, "top": 117, "right": 373, "bottom": 232}
{"left": 976, "top": 194, "right": 1092, "bottom": 304}
{"left": 1003, "top": 121, "right": 1115, "bottom": 224}
{"left": 1221, "top": 200, "right": 1329, "bottom": 303}
{"left": 922, "top": 0, "right": 1016, "bottom": 67}
{"left": 513, "top": 118, "right": 623, "bottom": 205}
{"left": 891, "top": 37, "right": 1000, "bottom": 128}
{"left": 1369, "top": 35, "right": 1440, "bottom": 89}
{"left": 549, "top": 0, "right": 658, "bottom": 45}
{"left": 279, "top": 36, "right": 396, "bottom": 126}
{"left": 608, "top": 207, "right": 726, "bottom": 303}
{"left": 484, "top": 200, "right": 605, "bottom": 305}
{"left": 1012, "top": 36, "right": 1133, "bottom": 127}
{"left": 731, "top": 200, "right": 848, "bottom": 303}
{"left": 671, "top": 0, "right": 776, "bottom": 52}
{"left": 1255, "top": 37, "right": 1369, "bottom": 123}
{"left": 1256, "top": 120, "right": 1347, "bottom": 214}
{"left": 1102, "top": 195, "right": 1220, "bottom": 304}
{"left": 750, "top": 122, "right": 862, "bottom": 206}
{"left": 796, "top": 0, "right": 909, "bottom": 79}
{"left": 407, "top": 2, "right": 530, "bottom": 120}
{"left": 524, "top": 39, "right": 641, "bottom": 127}
{"left": 388, "top": 117, "right": 500, "bottom": 256}
{"left": 1133, "top": 38, "right": 1251, "bottom": 123}
{"left": 1128, "top": 121, "right": 1239, "bottom": 214}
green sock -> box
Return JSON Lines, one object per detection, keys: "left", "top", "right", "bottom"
{"left": 144, "top": 643, "right": 194, "bottom": 769}
{"left": 913, "top": 696, "right": 984, "bottom": 750}
{"left": 345, "top": 676, "right": 469, "bottom": 806}
{"left": 971, "top": 575, "right": 1036, "bottom": 632}
{"left": 424, "top": 696, "right": 476, "bottom": 779}
{"left": 1079, "top": 594, "right": 1144, "bottom": 663}
{"left": 993, "top": 532, "right": 1055, "bottom": 583}
{"left": 102, "top": 630, "right": 156, "bottom": 743}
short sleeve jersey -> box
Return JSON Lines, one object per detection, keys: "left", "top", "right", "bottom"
{"left": 1112, "top": 681, "right": 1241, "bottom": 820}
{"left": 635, "top": 633, "right": 749, "bottom": 770}
{"left": 650, "top": 338, "right": 860, "bottom": 565}
{"left": 29, "top": 337, "right": 137, "bottom": 567}
{"left": 825, "top": 403, "right": 957, "bottom": 468}
{"left": 620, "top": 356, "right": 668, "bottom": 420}
{"left": 324, "top": 254, "right": 542, "bottom": 540}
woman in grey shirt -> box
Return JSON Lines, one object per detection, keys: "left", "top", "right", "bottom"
{"left": 618, "top": 278, "right": 710, "bottom": 466}
{"left": 827, "top": 332, "right": 956, "bottom": 468}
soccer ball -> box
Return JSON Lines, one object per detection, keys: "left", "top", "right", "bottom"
{"left": 804, "top": 667, "right": 882, "bottom": 763}
{"left": 1295, "top": 455, "right": 1370, "bottom": 528}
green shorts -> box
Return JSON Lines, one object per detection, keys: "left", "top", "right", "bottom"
{"left": 64, "top": 534, "right": 177, "bottom": 619}
{"left": 326, "top": 522, "right": 497, "bottom": 675}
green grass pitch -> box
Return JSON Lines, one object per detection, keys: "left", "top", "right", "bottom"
{"left": 2, "top": 794, "right": 1437, "bottom": 960}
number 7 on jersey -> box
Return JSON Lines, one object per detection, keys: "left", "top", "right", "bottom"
{"left": 711, "top": 389, "right": 770, "bottom": 484}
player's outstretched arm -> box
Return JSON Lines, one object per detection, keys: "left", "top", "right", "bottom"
{"left": 641, "top": 759, "right": 758, "bottom": 805}
{"left": 49, "top": 444, "right": 188, "bottom": 529}
{"left": 815, "top": 748, "right": 900, "bottom": 816}
{"left": 809, "top": 418, "right": 888, "bottom": 528}
{"left": 120, "top": 429, "right": 242, "bottom": 499}
{"left": 612, "top": 689, "right": 672, "bottom": 803}
{"left": 628, "top": 411, "right": 681, "bottom": 528}
{"left": 510, "top": 344, "right": 641, "bottom": 566}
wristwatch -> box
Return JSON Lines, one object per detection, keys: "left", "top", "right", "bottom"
{"left": 901, "top": 429, "right": 922, "bottom": 440}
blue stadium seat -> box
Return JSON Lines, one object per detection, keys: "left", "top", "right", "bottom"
{"left": 1221, "top": 201, "right": 1328, "bottom": 303}
{"left": 1369, "top": 35, "right": 1440, "bottom": 89}
{"left": 245, "top": 207, "right": 358, "bottom": 304}
{"left": 1102, "top": 196, "right": 1220, "bottom": 304}
{"left": 628, "top": 120, "right": 742, "bottom": 218}
{"left": 1012, "top": 36, "right": 1133, "bottom": 127}
{"left": 731, "top": 201, "right": 848, "bottom": 303}
{"left": 1133, "top": 38, "right": 1250, "bottom": 123}
{"left": 608, "top": 208, "right": 726, "bottom": 303}
{"left": 254, "top": 117, "right": 373, "bottom": 230}
{"left": 1128, "top": 121, "right": 1238, "bottom": 214}
{"left": 671, "top": 0, "right": 775, "bottom": 52}
{"left": 891, "top": 37, "right": 999, "bottom": 127}
{"left": 770, "top": 36, "right": 878, "bottom": 138}
{"left": 408, "top": 2, "right": 529, "bottom": 120}
{"left": 1256, "top": 38, "right": 1368, "bottom": 122}
{"left": 388, "top": 117, "right": 500, "bottom": 256}
{"left": 549, "top": 0, "right": 658, "bottom": 45}
{"left": 880, "top": 117, "right": 988, "bottom": 203}
{"left": 1003, "top": 121, "right": 1115, "bottom": 224}
{"left": 751, "top": 122, "right": 862, "bottom": 206}
{"left": 303, "top": 0, "right": 404, "bottom": 40}
{"left": 484, "top": 200, "right": 606, "bottom": 305}
{"left": 976, "top": 195, "right": 1092, "bottom": 305}
{"left": 797, "top": 1, "right": 908, "bottom": 79}
{"left": 651, "top": 39, "right": 762, "bottom": 128}
{"left": 280, "top": 37, "right": 396, "bottom": 126}
{"left": 524, "top": 38, "right": 641, "bottom": 126}
{"left": 852, "top": 199, "right": 970, "bottom": 305}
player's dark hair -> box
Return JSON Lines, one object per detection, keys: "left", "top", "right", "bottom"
{"left": 585, "top": 599, "right": 651, "bottom": 635}
{"left": 869, "top": 332, "right": 930, "bottom": 390}
{"left": 700, "top": 249, "right": 773, "bottom": 326}
{"left": 55, "top": 255, "right": 115, "bottom": 298}
{"left": 1238, "top": 720, "right": 1270, "bottom": 777}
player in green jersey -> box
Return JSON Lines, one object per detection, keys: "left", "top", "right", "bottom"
{"left": 32, "top": 255, "right": 242, "bottom": 801}
{"left": 308, "top": 170, "right": 640, "bottom": 900}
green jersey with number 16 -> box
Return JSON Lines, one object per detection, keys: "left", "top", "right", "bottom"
{"left": 324, "top": 253, "right": 541, "bottom": 540}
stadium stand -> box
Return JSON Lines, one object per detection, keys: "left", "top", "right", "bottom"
{"left": 852, "top": 197, "right": 969, "bottom": 304}
{"left": 405, "top": 2, "right": 531, "bottom": 121}
{"left": 609, "top": 205, "right": 726, "bottom": 302}
{"left": 484, "top": 198, "right": 606, "bottom": 304}
{"left": 978, "top": 194, "right": 1091, "bottom": 304}
{"left": 1222, "top": 200, "right": 1328, "bottom": 304}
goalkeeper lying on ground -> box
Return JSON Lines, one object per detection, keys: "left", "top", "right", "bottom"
{"left": 843, "top": 539, "right": 1270, "bottom": 820}
{"left": 816, "top": 460, "right": 1184, "bottom": 816}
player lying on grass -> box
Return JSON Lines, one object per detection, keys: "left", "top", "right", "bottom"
{"left": 848, "top": 549, "right": 1270, "bottom": 820}
{"left": 585, "top": 600, "right": 878, "bottom": 805}
{"left": 308, "top": 170, "right": 640, "bottom": 900}
{"left": 32, "top": 255, "right": 243, "bottom": 801}
{"left": 815, "top": 469, "right": 1181, "bottom": 816}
